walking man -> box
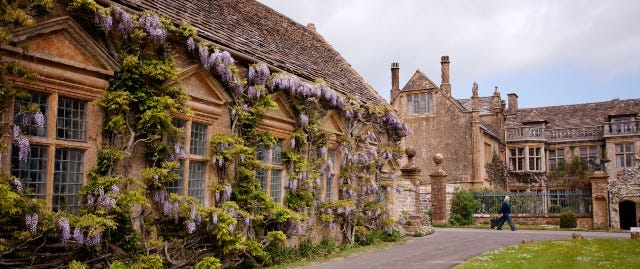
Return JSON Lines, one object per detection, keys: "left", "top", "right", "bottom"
{"left": 497, "top": 196, "right": 516, "bottom": 231}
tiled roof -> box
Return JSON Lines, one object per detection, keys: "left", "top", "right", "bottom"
{"left": 507, "top": 98, "right": 640, "bottom": 128}
{"left": 114, "top": 0, "right": 385, "bottom": 104}
{"left": 401, "top": 70, "right": 439, "bottom": 91}
{"left": 457, "top": 96, "right": 494, "bottom": 114}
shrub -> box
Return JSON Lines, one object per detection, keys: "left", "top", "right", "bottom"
{"left": 548, "top": 205, "right": 564, "bottom": 213}
{"left": 449, "top": 189, "right": 477, "bottom": 226}
{"left": 194, "top": 257, "right": 222, "bottom": 269}
{"left": 559, "top": 211, "right": 577, "bottom": 228}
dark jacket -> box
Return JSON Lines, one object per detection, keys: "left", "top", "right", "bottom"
{"left": 499, "top": 201, "right": 511, "bottom": 215}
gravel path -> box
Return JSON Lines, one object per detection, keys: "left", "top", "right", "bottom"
{"left": 298, "top": 228, "right": 629, "bottom": 269}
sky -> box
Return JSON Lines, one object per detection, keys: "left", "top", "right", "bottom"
{"left": 257, "top": 0, "right": 640, "bottom": 108}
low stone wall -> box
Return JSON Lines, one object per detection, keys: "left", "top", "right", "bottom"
{"left": 475, "top": 214, "right": 593, "bottom": 230}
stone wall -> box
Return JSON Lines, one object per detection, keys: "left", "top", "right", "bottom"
{"left": 475, "top": 214, "right": 594, "bottom": 230}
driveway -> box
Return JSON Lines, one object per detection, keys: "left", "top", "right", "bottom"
{"left": 299, "top": 228, "right": 629, "bottom": 269}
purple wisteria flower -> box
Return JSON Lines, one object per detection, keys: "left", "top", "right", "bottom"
{"left": 33, "top": 111, "right": 45, "bottom": 129}
{"left": 13, "top": 179, "right": 23, "bottom": 193}
{"left": 211, "top": 212, "right": 218, "bottom": 224}
{"left": 186, "top": 220, "right": 196, "bottom": 234}
{"left": 299, "top": 114, "right": 309, "bottom": 127}
{"left": 58, "top": 217, "right": 70, "bottom": 244}
{"left": 228, "top": 223, "right": 235, "bottom": 233}
{"left": 114, "top": 6, "right": 133, "bottom": 36}
{"left": 137, "top": 13, "right": 166, "bottom": 41}
{"left": 95, "top": 9, "right": 113, "bottom": 31}
{"left": 86, "top": 229, "right": 101, "bottom": 246}
{"left": 224, "top": 185, "right": 232, "bottom": 199}
{"left": 16, "top": 137, "right": 30, "bottom": 164}
{"left": 186, "top": 37, "right": 195, "bottom": 51}
{"left": 25, "top": 213, "right": 38, "bottom": 234}
{"left": 73, "top": 227, "right": 84, "bottom": 244}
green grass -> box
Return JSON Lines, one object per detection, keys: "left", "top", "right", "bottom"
{"left": 455, "top": 239, "right": 640, "bottom": 269}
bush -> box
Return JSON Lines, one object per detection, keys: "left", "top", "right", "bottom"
{"left": 559, "top": 211, "right": 577, "bottom": 228}
{"left": 548, "top": 205, "right": 564, "bottom": 213}
{"left": 448, "top": 189, "right": 477, "bottom": 226}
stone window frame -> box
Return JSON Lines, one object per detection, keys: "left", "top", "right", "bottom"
{"left": 257, "top": 140, "right": 284, "bottom": 203}
{"left": 615, "top": 143, "right": 635, "bottom": 168}
{"left": 10, "top": 89, "right": 90, "bottom": 212}
{"left": 509, "top": 147, "right": 525, "bottom": 171}
{"left": 578, "top": 146, "right": 598, "bottom": 170}
{"left": 528, "top": 147, "right": 542, "bottom": 171}
{"left": 166, "top": 118, "right": 211, "bottom": 205}
{"left": 316, "top": 146, "right": 338, "bottom": 201}
{"left": 406, "top": 93, "right": 433, "bottom": 115}
{"left": 548, "top": 148, "right": 565, "bottom": 170}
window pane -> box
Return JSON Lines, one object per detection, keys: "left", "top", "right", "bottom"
{"left": 167, "top": 161, "right": 184, "bottom": 194}
{"left": 53, "top": 148, "right": 84, "bottom": 212}
{"left": 56, "top": 97, "right": 86, "bottom": 141}
{"left": 406, "top": 95, "right": 412, "bottom": 114}
{"left": 188, "top": 162, "right": 206, "bottom": 204}
{"left": 270, "top": 169, "right": 282, "bottom": 202}
{"left": 14, "top": 90, "right": 48, "bottom": 137}
{"left": 325, "top": 175, "right": 333, "bottom": 201}
{"left": 257, "top": 169, "right": 267, "bottom": 192}
{"left": 427, "top": 93, "right": 433, "bottom": 113}
{"left": 189, "top": 122, "right": 207, "bottom": 156}
{"left": 420, "top": 94, "right": 426, "bottom": 113}
{"left": 272, "top": 141, "right": 282, "bottom": 165}
{"left": 167, "top": 118, "right": 186, "bottom": 145}
{"left": 11, "top": 144, "right": 48, "bottom": 198}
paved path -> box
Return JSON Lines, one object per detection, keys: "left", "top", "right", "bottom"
{"left": 299, "top": 228, "right": 629, "bottom": 269}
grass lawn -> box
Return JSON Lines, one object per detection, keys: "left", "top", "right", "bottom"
{"left": 455, "top": 239, "right": 640, "bottom": 269}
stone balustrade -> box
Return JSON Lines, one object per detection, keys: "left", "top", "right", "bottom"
{"left": 604, "top": 119, "right": 640, "bottom": 137}
{"left": 506, "top": 125, "right": 607, "bottom": 142}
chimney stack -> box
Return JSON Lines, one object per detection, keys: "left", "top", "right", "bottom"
{"left": 390, "top": 62, "right": 400, "bottom": 101}
{"left": 507, "top": 93, "right": 518, "bottom": 114}
{"left": 440, "top": 56, "right": 451, "bottom": 96}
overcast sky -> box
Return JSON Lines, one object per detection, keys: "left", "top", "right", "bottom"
{"left": 257, "top": 0, "right": 639, "bottom": 108}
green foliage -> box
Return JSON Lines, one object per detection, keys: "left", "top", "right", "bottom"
{"left": 559, "top": 211, "right": 577, "bottom": 228}
{"left": 548, "top": 205, "right": 564, "bottom": 213}
{"left": 131, "top": 254, "right": 163, "bottom": 269}
{"left": 549, "top": 156, "right": 590, "bottom": 190}
{"left": 355, "top": 228, "right": 401, "bottom": 246}
{"left": 449, "top": 189, "right": 477, "bottom": 226}
{"left": 69, "top": 260, "right": 87, "bottom": 269}
{"left": 194, "top": 257, "right": 222, "bottom": 269}
{"left": 485, "top": 153, "right": 508, "bottom": 190}
{"left": 265, "top": 239, "right": 339, "bottom": 267}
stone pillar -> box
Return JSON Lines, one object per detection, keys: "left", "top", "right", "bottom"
{"left": 590, "top": 171, "right": 610, "bottom": 229}
{"left": 430, "top": 153, "right": 448, "bottom": 225}
{"left": 400, "top": 147, "right": 422, "bottom": 216}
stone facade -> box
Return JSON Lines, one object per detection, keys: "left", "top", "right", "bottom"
{"left": 392, "top": 57, "right": 640, "bottom": 230}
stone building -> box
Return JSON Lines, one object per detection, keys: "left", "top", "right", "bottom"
{"left": 1, "top": 0, "right": 396, "bottom": 215}
{"left": 392, "top": 57, "right": 640, "bottom": 230}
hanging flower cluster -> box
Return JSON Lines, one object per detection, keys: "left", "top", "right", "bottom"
{"left": 86, "top": 185, "right": 119, "bottom": 211}
{"left": 25, "top": 213, "right": 38, "bottom": 235}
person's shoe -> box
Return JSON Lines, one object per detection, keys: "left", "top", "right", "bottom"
{"left": 511, "top": 228, "right": 517, "bottom": 231}
{"left": 497, "top": 228, "right": 502, "bottom": 230}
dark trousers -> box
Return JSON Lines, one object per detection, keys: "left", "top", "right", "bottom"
{"left": 497, "top": 213, "right": 516, "bottom": 230}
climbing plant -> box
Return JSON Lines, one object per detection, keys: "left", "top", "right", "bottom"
{"left": 0, "top": 0, "right": 411, "bottom": 267}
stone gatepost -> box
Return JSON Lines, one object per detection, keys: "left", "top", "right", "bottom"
{"left": 590, "top": 171, "right": 610, "bottom": 229}
{"left": 430, "top": 153, "right": 448, "bottom": 225}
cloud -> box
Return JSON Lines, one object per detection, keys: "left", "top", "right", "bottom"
{"left": 258, "top": 0, "right": 640, "bottom": 104}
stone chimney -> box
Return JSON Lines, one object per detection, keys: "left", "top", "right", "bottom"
{"left": 390, "top": 62, "right": 400, "bottom": 101}
{"left": 507, "top": 93, "right": 518, "bottom": 114}
{"left": 440, "top": 56, "right": 451, "bottom": 96}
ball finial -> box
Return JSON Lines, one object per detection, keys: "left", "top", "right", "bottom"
{"left": 433, "top": 153, "right": 444, "bottom": 165}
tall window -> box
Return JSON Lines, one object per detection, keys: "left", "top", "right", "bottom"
{"left": 509, "top": 147, "right": 525, "bottom": 171}
{"left": 528, "top": 147, "right": 541, "bottom": 171}
{"left": 11, "top": 91, "right": 87, "bottom": 212}
{"left": 548, "top": 148, "right": 565, "bottom": 170}
{"left": 166, "top": 118, "right": 209, "bottom": 204}
{"left": 615, "top": 143, "right": 634, "bottom": 168}
{"left": 579, "top": 146, "right": 598, "bottom": 169}
{"left": 317, "top": 147, "right": 337, "bottom": 201}
{"left": 257, "top": 140, "right": 283, "bottom": 202}
{"left": 406, "top": 93, "right": 432, "bottom": 115}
